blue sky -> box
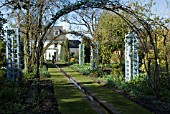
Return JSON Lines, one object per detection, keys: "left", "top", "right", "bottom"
{"left": 65, "top": 0, "right": 170, "bottom": 39}
{"left": 151, "top": 0, "right": 170, "bottom": 18}
{"left": 123, "top": 0, "right": 169, "bottom": 18}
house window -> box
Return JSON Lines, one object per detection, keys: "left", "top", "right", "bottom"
{"left": 55, "top": 43, "right": 58, "bottom": 47}
{"left": 54, "top": 30, "right": 60, "bottom": 36}
{"left": 71, "top": 52, "right": 75, "bottom": 57}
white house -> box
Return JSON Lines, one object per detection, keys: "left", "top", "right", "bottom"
{"left": 44, "top": 21, "right": 67, "bottom": 61}
{"left": 44, "top": 20, "right": 81, "bottom": 61}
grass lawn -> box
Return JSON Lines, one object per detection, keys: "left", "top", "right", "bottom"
{"left": 61, "top": 66, "right": 153, "bottom": 114}
{"left": 48, "top": 64, "right": 97, "bottom": 114}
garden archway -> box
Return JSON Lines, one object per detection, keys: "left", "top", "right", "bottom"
{"left": 40, "top": 0, "right": 168, "bottom": 99}
{"left": 2, "top": 0, "right": 167, "bottom": 99}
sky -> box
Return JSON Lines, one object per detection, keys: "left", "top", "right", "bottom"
{"left": 63, "top": 0, "right": 170, "bottom": 40}
{"left": 1, "top": 0, "right": 169, "bottom": 40}
{"left": 151, "top": 0, "right": 170, "bottom": 18}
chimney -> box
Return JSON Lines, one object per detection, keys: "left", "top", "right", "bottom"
{"left": 63, "top": 19, "right": 66, "bottom": 31}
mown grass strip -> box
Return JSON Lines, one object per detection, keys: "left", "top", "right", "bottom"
{"left": 61, "top": 66, "right": 152, "bottom": 114}
{"left": 48, "top": 64, "right": 97, "bottom": 114}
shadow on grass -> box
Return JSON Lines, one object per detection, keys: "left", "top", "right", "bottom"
{"left": 50, "top": 74, "right": 63, "bottom": 77}
{"left": 58, "top": 99, "right": 96, "bottom": 114}
{"left": 85, "top": 84, "right": 152, "bottom": 114}
{"left": 47, "top": 63, "right": 57, "bottom": 68}
{"left": 54, "top": 83, "right": 97, "bottom": 114}
{"left": 56, "top": 63, "right": 68, "bottom": 68}
{"left": 78, "top": 81, "right": 94, "bottom": 85}
{"left": 47, "top": 65, "right": 97, "bottom": 114}
{"left": 47, "top": 63, "right": 69, "bottom": 68}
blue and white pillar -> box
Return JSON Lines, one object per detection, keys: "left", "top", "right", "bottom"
{"left": 5, "top": 28, "right": 20, "bottom": 81}
{"left": 79, "top": 44, "right": 85, "bottom": 65}
{"left": 125, "top": 32, "right": 139, "bottom": 82}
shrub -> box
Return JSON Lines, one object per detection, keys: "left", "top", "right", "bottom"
{"left": 0, "top": 69, "right": 6, "bottom": 78}
{"left": 70, "top": 63, "right": 90, "bottom": 75}
{"left": 22, "top": 70, "right": 36, "bottom": 79}
{"left": 40, "top": 65, "right": 50, "bottom": 78}
{"left": 111, "top": 63, "right": 124, "bottom": 77}
{"left": 123, "top": 76, "right": 155, "bottom": 98}
{"left": 98, "top": 73, "right": 156, "bottom": 99}
{"left": 22, "top": 65, "right": 50, "bottom": 79}
{"left": 89, "top": 68, "right": 104, "bottom": 77}
{"left": 104, "top": 74, "right": 125, "bottom": 89}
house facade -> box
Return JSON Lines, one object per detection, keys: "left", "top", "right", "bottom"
{"left": 44, "top": 21, "right": 81, "bottom": 61}
{"left": 44, "top": 21, "right": 67, "bottom": 61}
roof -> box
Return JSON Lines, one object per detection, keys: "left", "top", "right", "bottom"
{"left": 20, "top": 25, "right": 67, "bottom": 41}
{"left": 69, "top": 40, "right": 81, "bottom": 48}
{"left": 45, "top": 26, "right": 66, "bottom": 41}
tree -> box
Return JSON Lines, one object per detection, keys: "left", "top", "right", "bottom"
{"left": 82, "top": 37, "right": 91, "bottom": 63}
{"left": 0, "top": 11, "right": 6, "bottom": 69}
{"left": 0, "top": 41, "right": 6, "bottom": 68}
{"left": 0, "top": 0, "right": 70, "bottom": 77}
{"left": 95, "top": 11, "right": 129, "bottom": 64}
{"left": 65, "top": 9, "right": 101, "bottom": 39}
{"left": 60, "top": 38, "right": 70, "bottom": 62}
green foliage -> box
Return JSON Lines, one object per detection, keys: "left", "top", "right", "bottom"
{"left": 22, "top": 71, "right": 35, "bottom": 79}
{"left": 61, "top": 38, "right": 70, "bottom": 62}
{"left": 99, "top": 63, "right": 112, "bottom": 68}
{"left": 100, "top": 74, "right": 156, "bottom": 98}
{"left": 0, "top": 78, "right": 57, "bottom": 113}
{"left": 22, "top": 65, "right": 50, "bottom": 79}
{"left": 0, "top": 80, "right": 28, "bottom": 113}
{"left": 82, "top": 37, "right": 91, "bottom": 63}
{"left": 97, "top": 72, "right": 170, "bottom": 112}
{"left": 70, "top": 63, "right": 90, "bottom": 75}
{"left": 95, "top": 11, "right": 128, "bottom": 64}
{"left": 111, "top": 62, "right": 125, "bottom": 77}
{"left": 0, "top": 69, "right": 6, "bottom": 78}
{"left": 89, "top": 68, "right": 104, "bottom": 78}
{"left": 124, "top": 76, "right": 155, "bottom": 97}
{"left": 0, "top": 12, "right": 6, "bottom": 70}
{"left": 139, "top": 28, "right": 170, "bottom": 100}
{"left": 102, "top": 74, "right": 124, "bottom": 89}
{"left": 0, "top": 41, "right": 6, "bottom": 68}
{"left": 0, "top": 11, "right": 6, "bottom": 40}
{"left": 70, "top": 63, "right": 106, "bottom": 77}
{"left": 40, "top": 65, "right": 50, "bottom": 78}
{"left": 20, "top": 40, "right": 25, "bottom": 69}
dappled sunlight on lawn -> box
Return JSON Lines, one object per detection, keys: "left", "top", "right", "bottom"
{"left": 48, "top": 64, "right": 97, "bottom": 114}
{"left": 62, "top": 66, "right": 152, "bottom": 114}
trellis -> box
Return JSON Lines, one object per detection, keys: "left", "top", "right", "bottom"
{"left": 5, "top": 28, "right": 20, "bottom": 81}
{"left": 79, "top": 44, "right": 85, "bottom": 65}
{"left": 90, "top": 42, "right": 98, "bottom": 70}
{"left": 125, "top": 32, "right": 139, "bottom": 82}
